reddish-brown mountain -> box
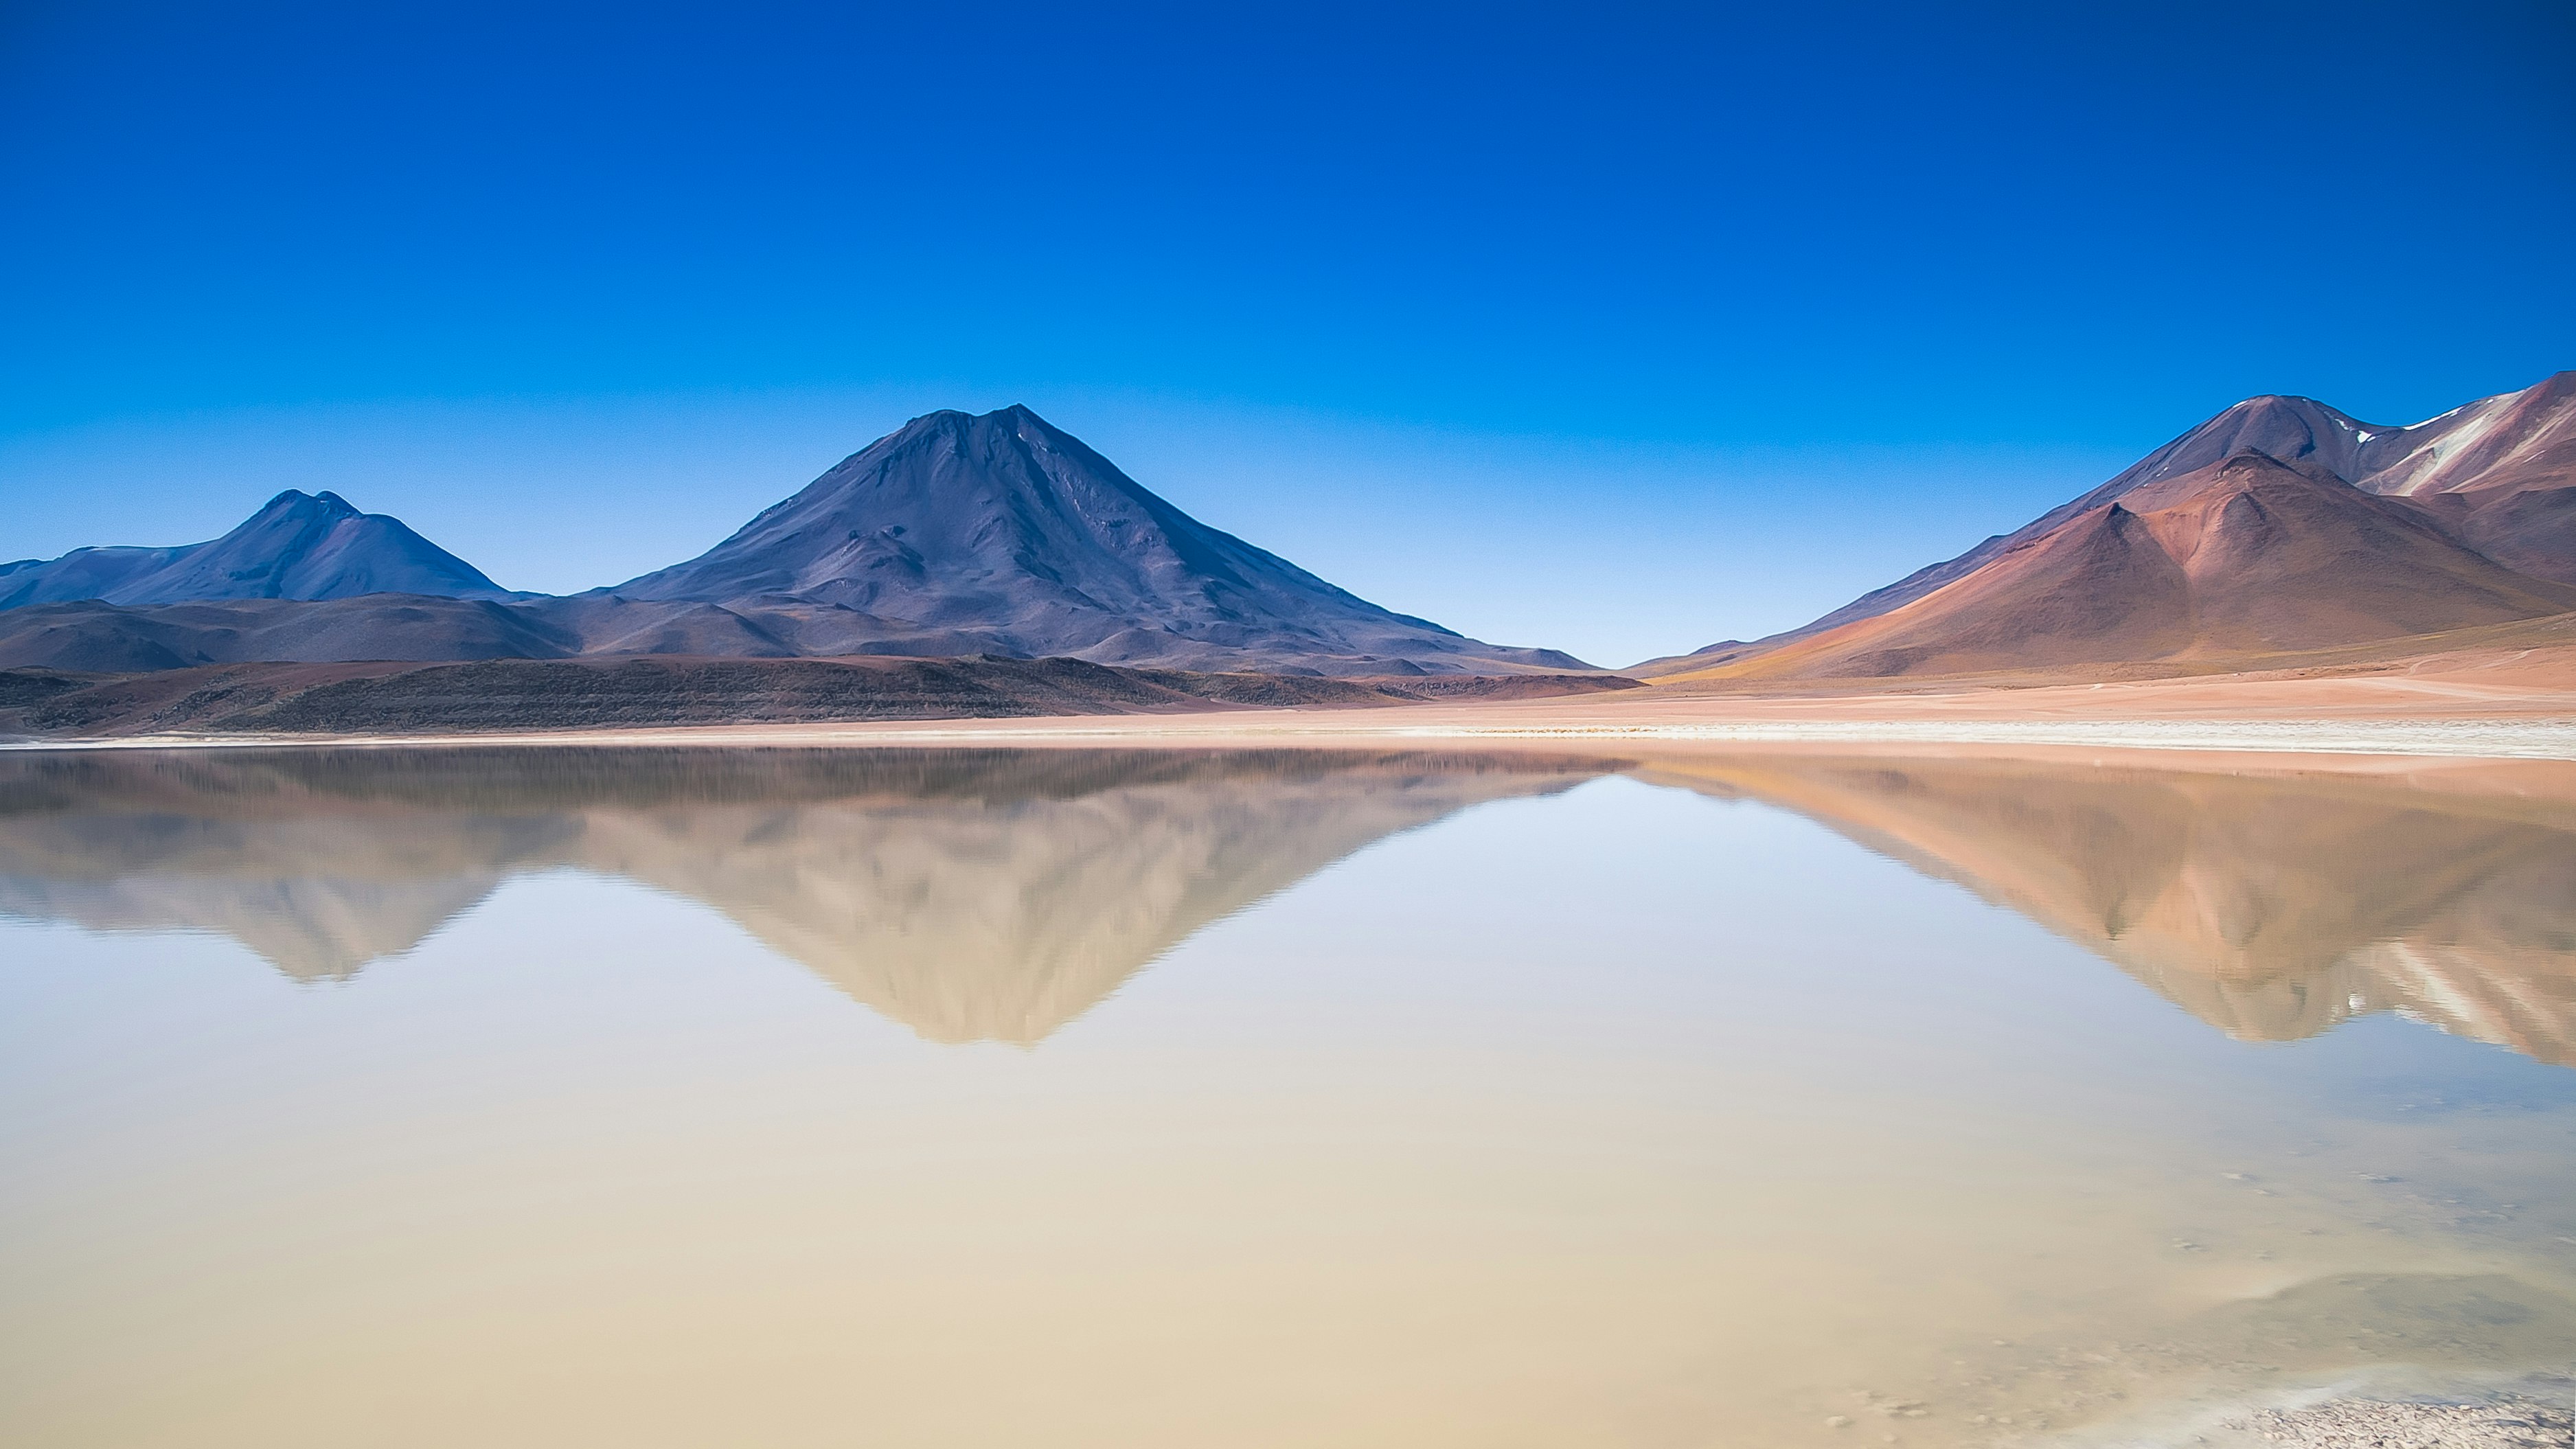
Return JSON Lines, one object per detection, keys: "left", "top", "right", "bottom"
{"left": 1653, "top": 372, "right": 2576, "bottom": 682}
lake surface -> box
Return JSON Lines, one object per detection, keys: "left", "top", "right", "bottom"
{"left": 2, "top": 746, "right": 2571, "bottom": 1448}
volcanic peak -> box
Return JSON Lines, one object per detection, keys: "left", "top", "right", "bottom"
{"left": 609, "top": 404, "right": 1573, "bottom": 674}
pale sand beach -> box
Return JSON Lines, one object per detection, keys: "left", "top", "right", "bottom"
{"left": 14, "top": 656, "right": 2572, "bottom": 760}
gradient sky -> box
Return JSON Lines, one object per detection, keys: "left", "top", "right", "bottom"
{"left": 3, "top": 1, "right": 2570, "bottom": 665}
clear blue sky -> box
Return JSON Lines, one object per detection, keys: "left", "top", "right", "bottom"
{"left": 3, "top": 1, "right": 2569, "bottom": 665}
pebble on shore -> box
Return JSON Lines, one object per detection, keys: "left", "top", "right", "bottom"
{"left": 2216, "top": 1391, "right": 2573, "bottom": 1448}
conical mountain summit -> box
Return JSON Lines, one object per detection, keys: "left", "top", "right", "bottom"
{"left": 615, "top": 404, "right": 1586, "bottom": 675}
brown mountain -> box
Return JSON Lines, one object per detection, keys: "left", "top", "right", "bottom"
{"left": 2360, "top": 371, "right": 2576, "bottom": 582}
{"left": 1696, "top": 452, "right": 2576, "bottom": 681}
{"left": 1651, "top": 372, "right": 2576, "bottom": 683}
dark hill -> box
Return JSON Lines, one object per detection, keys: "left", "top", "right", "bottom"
{"left": 0, "top": 656, "right": 1639, "bottom": 739}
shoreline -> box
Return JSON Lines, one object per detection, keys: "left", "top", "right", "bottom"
{"left": 2055, "top": 1367, "right": 2576, "bottom": 1448}
{"left": 8, "top": 711, "right": 2575, "bottom": 762}
{"left": 8, "top": 650, "right": 2573, "bottom": 761}
{"left": 7, "top": 633, "right": 2571, "bottom": 761}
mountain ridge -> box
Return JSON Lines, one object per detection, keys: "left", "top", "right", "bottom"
{"left": 0, "top": 490, "right": 512, "bottom": 609}
{"left": 1650, "top": 370, "right": 2576, "bottom": 680}
{"left": 1668, "top": 451, "right": 2576, "bottom": 683}
{"left": 1, "top": 409, "right": 1592, "bottom": 678}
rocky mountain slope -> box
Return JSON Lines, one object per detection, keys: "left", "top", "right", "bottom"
{"left": 1652, "top": 372, "right": 2576, "bottom": 682}
{"left": 1711, "top": 452, "right": 2576, "bottom": 681}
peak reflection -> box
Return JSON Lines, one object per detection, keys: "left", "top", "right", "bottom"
{"left": 1636, "top": 754, "right": 2576, "bottom": 1066}
{"left": 10, "top": 746, "right": 2571, "bottom": 1063}
{"left": 0, "top": 748, "right": 1612, "bottom": 1042}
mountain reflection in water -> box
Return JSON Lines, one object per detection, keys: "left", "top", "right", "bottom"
{"left": 1644, "top": 753, "right": 2576, "bottom": 1066}
{"left": 0, "top": 748, "right": 1609, "bottom": 1043}
{"left": 1, "top": 746, "right": 2571, "bottom": 1063}
{"left": 7, "top": 743, "right": 2576, "bottom": 1449}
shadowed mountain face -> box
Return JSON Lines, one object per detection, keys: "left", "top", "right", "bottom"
{"left": 0, "top": 593, "right": 1084, "bottom": 674}
{"left": 0, "top": 491, "right": 510, "bottom": 610}
{"left": 0, "top": 748, "right": 1610, "bottom": 1042}
{"left": 1639, "top": 753, "right": 2576, "bottom": 1066}
{"left": 613, "top": 405, "right": 1590, "bottom": 676}
{"left": 1656, "top": 371, "right": 2576, "bottom": 676}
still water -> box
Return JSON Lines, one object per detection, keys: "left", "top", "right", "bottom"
{"left": 1, "top": 746, "right": 2571, "bottom": 1447}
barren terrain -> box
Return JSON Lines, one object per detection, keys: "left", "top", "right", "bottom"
{"left": 12, "top": 628, "right": 2556, "bottom": 756}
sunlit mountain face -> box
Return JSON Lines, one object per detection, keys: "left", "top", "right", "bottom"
{"left": 1647, "top": 371, "right": 2576, "bottom": 682}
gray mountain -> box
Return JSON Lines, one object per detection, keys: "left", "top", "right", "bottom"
{"left": 611, "top": 404, "right": 1590, "bottom": 676}
{"left": 1651, "top": 371, "right": 2576, "bottom": 672}
{"left": 2, "top": 413, "right": 1591, "bottom": 678}
{"left": 0, "top": 490, "right": 511, "bottom": 609}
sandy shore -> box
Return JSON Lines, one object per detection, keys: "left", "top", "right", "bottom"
{"left": 11, "top": 661, "right": 2573, "bottom": 760}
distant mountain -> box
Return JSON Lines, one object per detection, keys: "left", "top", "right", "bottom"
{"left": 0, "top": 490, "right": 511, "bottom": 609}
{"left": 0, "top": 414, "right": 1591, "bottom": 678}
{"left": 0, "top": 595, "right": 586, "bottom": 674}
{"left": 0, "top": 593, "right": 995, "bottom": 674}
{"left": 613, "top": 404, "right": 1590, "bottom": 675}
{"left": 1651, "top": 371, "right": 2576, "bottom": 681}
{"left": 1718, "top": 452, "right": 2576, "bottom": 680}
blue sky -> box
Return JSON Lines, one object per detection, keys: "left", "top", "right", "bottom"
{"left": 3, "top": 1, "right": 2569, "bottom": 665}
